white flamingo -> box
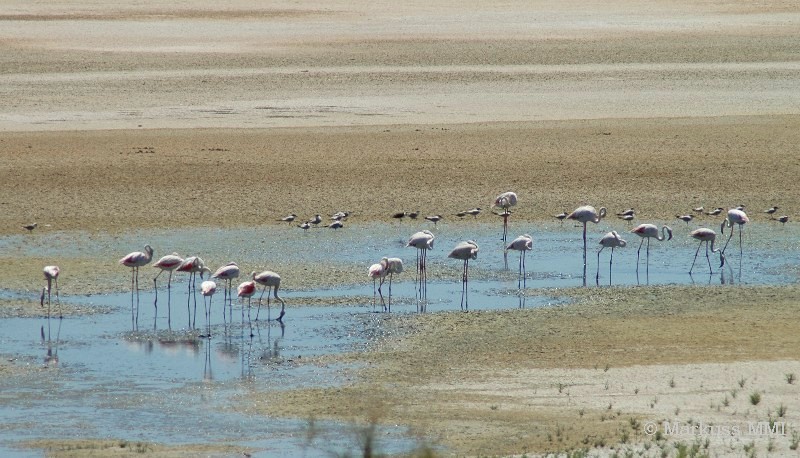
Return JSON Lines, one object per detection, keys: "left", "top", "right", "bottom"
{"left": 493, "top": 192, "right": 518, "bottom": 242}
{"left": 200, "top": 280, "right": 216, "bottom": 334}
{"left": 252, "top": 270, "right": 286, "bottom": 322}
{"left": 596, "top": 231, "right": 626, "bottom": 285}
{"left": 213, "top": 262, "right": 241, "bottom": 322}
{"left": 407, "top": 230, "right": 434, "bottom": 306}
{"left": 119, "top": 244, "right": 154, "bottom": 328}
{"left": 449, "top": 240, "right": 479, "bottom": 310}
{"left": 689, "top": 228, "right": 725, "bottom": 274}
{"left": 720, "top": 208, "right": 749, "bottom": 258}
{"left": 566, "top": 206, "right": 607, "bottom": 281}
{"left": 41, "top": 265, "right": 61, "bottom": 319}
{"left": 380, "top": 257, "right": 403, "bottom": 312}
{"left": 152, "top": 253, "right": 183, "bottom": 325}
{"left": 630, "top": 223, "right": 673, "bottom": 276}
{"left": 506, "top": 234, "right": 532, "bottom": 289}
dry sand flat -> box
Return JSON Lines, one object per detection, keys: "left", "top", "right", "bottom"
{"left": 2, "top": 0, "right": 800, "bottom": 455}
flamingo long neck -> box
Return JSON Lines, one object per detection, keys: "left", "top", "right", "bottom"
{"left": 594, "top": 207, "right": 607, "bottom": 223}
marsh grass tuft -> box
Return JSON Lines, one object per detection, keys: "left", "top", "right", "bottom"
{"left": 749, "top": 392, "right": 761, "bottom": 406}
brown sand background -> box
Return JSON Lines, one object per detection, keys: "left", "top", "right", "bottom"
{"left": 2, "top": 0, "right": 800, "bottom": 456}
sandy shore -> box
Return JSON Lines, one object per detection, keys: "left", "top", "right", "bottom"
{"left": 2, "top": 0, "right": 800, "bottom": 455}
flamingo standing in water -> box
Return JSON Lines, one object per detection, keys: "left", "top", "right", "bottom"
{"left": 41, "top": 265, "right": 61, "bottom": 319}
{"left": 406, "top": 230, "right": 434, "bottom": 307}
{"left": 449, "top": 240, "right": 479, "bottom": 310}
{"left": 379, "top": 257, "right": 403, "bottom": 312}
{"left": 596, "top": 231, "right": 626, "bottom": 285}
{"left": 252, "top": 270, "right": 286, "bottom": 322}
{"left": 152, "top": 253, "right": 183, "bottom": 326}
{"left": 212, "top": 262, "right": 240, "bottom": 321}
{"left": 720, "top": 208, "right": 749, "bottom": 258}
{"left": 237, "top": 280, "right": 257, "bottom": 334}
{"left": 368, "top": 263, "right": 388, "bottom": 311}
{"left": 689, "top": 228, "right": 725, "bottom": 274}
{"left": 630, "top": 224, "right": 673, "bottom": 276}
{"left": 176, "top": 256, "right": 211, "bottom": 329}
{"left": 506, "top": 234, "right": 532, "bottom": 289}
{"left": 566, "top": 206, "right": 607, "bottom": 282}
{"left": 119, "top": 244, "right": 154, "bottom": 328}
{"left": 493, "top": 192, "right": 518, "bottom": 242}
{"left": 200, "top": 280, "right": 216, "bottom": 335}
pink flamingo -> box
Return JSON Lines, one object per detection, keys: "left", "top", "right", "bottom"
{"left": 119, "top": 244, "right": 154, "bottom": 328}
{"left": 237, "top": 280, "right": 257, "bottom": 335}
{"left": 567, "top": 206, "right": 607, "bottom": 282}
{"left": 689, "top": 228, "right": 725, "bottom": 274}
{"left": 506, "top": 234, "right": 532, "bottom": 289}
{"left": 630, "top": 224, "right": 673, "bottom": 276}
{"left": 368, "top": 263, "right": 388, "bottom": 311}
{"left": 212, "top": 262, "right": 241, "bottom": 322}
{"left": 493, "top": 192, "right": 518, "bottom": 242}
{"left": 176, "top": 256, "right": 211, "bottom": 329}
{"left": 596, "top": 231, "right": 626, "bottom": 285}
{"left": 449, "top": 240, "right": 479, "bottom": 310}
{"left": 252, "top": 270, "right": 286, "bottom": 322}
{"left": 200, "top": 280, "right": 216, "bottom": 334}
{"left": 152, "top": 253, "right": 183, "bottom": 326}
{"left": 720, "top": 208, "right": 749, "bottom": 258}
{"left": 379, "top": 257, "right": 403, "bottom": 312}
{"left": 407, "top": 230, "right": 434, "bottom": 306}
{"left": 41, "top": 265, "right": 61, "bottom": 319}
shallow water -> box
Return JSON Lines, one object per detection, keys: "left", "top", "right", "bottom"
{"left": 0, "top": 220, "right": 797, "bottom": 456}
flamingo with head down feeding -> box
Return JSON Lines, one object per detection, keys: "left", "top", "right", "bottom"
{"left": 252, "top": 270, "right": 286, "bottom": 322}
{"left": 596, "top": 231, "right": 626, "bottom": 285}
{"left": 567, "top": 206, "right": 607, "bottom": 283}
{"left": 689, "top": 228, "right": 725, "bottom": 274}
{"left": 720, "top": 208, "right": 749, "bottom": 259}
{"left": 506, "top": 234, "right": 532, "bottom": 289}
{"left": 119, "top": 244, "right": 154, "bottom": 328}
{"left": 449, "top": 240, "right": 479, "bottom": 311}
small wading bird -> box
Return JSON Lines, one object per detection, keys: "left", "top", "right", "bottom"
{"left": 152, "top": 253, "right": 183, "bottom": 325}
{"left": 676, "top": 214, "right": 694, "bottom": 225}
{"left": 279, "top": 214, "right": 297, "bottom": 223}
{"left": 23, "top": 222, "right": 38, "bottom": 233}
{"left": 298, "top": 222, "right": 311, "bottom": 232}
{"left": 252, "top": 270, "right": 285, "bottom": 322}
{"left": 553, "top": 211, "right": 568, "bottom": 225}
{"left": 408, "top": 211, "right": 419, "bottom": 220}
{"left": 706, "top": 207, "right": 723, "bottom": 216}
{"left": 764, "top": 206, "right": 779, "bottom": 215}
{"left": 455, "top": 211, "right": 467, "bottom": 219}
{"left": 119, "top": 244, "right": 154, "bottom": 327}
{"left": 618, "top": 214, "right": 634, "bottom": 224}
{"left": 407, "top": 230, "right": 435, "bottom": 306}
{"left": 493, "top": 191, "right": 517, "bottom": 242}
{"left": 689, "top": 228, "right": 725, "bottom": 274}
{"left": 176, "top": 256, "right": 211, "bottom": 329}
{"left": 596, "top": 231, "right": 626, "bottom": 285}
{"left": 41, "top": 265, "right": 61, "bottom": 319}
{"left": 327, "top": 220, "right": 343, "bottom": 230}
{"left": 379, "top": 257, "right": 403, "bottom": 312}
{"left": 200, "top": 280, "right": 216, "bottom": 334}
{"left": 630, "top": 224, "right": 673, "bottom": 275}
{"left": 331, "top": 211, "right": 349, "bottom": 221}
{"left": 425, "top": 215, "right": 443, "bottom": 226}
{"left": 506, "top": 234, "right": 532, "bottom": 289}
{"left": 720, "top": 208, "right": 749, "bottom": 258}
{"left": 392, "top": 211, "right": 407, "bottom": 222}
{"left": 465, "top": 208, "right": 482, "bottom": 219}
{"left": 449, "top": 240, "right": 479, "bottom": 311}
{"left": 776, "top": 215, "right": 789, "bottom": 225}
{"left": 566, "top": 206, "right": 607, "bottom": 280}
{"left": 693, "top": 206, "right": 704, "bottom": 214}
{"left": 308, "top": 214, "right": 322, "bottom": 226}
{"left": 616, "top": 208, "right": 635, "bottom": 217}
{"left": 368, "top": 263, "right": 388, "bottom": 310}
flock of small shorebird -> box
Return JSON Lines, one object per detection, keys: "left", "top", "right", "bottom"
{"left": 31, "top": 193, "right": 789, "bottom": 330}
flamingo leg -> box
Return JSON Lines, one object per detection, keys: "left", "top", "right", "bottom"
{"left": 636, "top": 238, "right": 644, "bottom": 273}
{"left": 388, "top": 274, "right": 393, "bottom": 313}
{"left": 609, "top": 246, "right": 614, "bottom": 286}
{"left": 187, "top": 273, "right": 193, "bottom": 327}
{"left": 256, "top": 285, "right": 267, "bottom": 321}
{"left": 464, "top": 259, "right": 470, "bottom": 311}
{"left": 167, "top": 272, "right": 172, "bottom": 329}
{"left": 705, "top": 240, "right": 713, "bottom": 273}
{"left": 523, "top": 250, "right": 527, "bottom": 288}
{"left": 689, "top": 241, "right": 702, "bottom": 274}
{"left": 135, "top": 266, "right": 140, "bottom": 330}
{"left": 596, "top": 247, "right": 604, "bottom": 284}
{"left": 378, "top": 277, "right": 385, "bottom": 311}
{"left": 646, "top": 238, "right": 651, "bottom": 278}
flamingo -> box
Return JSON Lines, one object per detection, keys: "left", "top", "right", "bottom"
{"left": 689, "top": 228, "right": 725, "bottom": 274}
{"left": 119, "top": 244, "right": 154, "bottom": 328}
{"left": 237, "top": 280, "right": 257, "bottom": 333}
{"left": 368, "top": 263, "right": 388, "bottom": 311}
{"left": 379, "top": 257, "right": 403, "bottom": 312}
{"left": 212, "top": 262, "right": 241, "bottom": 321}
{"left": 252, "top": 270, "right": 286, "bottom": 322}
{"left": 720, "top": 208, "right": 749, "bottom": 258}
{"left": 676, "top": 215, "right": 694, "bottom": 225}
{"left": 506, "top": 234, "right": 532, "bottom": 289}
{"left": 152, "top": 253, "right": 183, "bottom": 325}
{"left": 596, "top": 231, "right": 626, "bottom": 285}
{"left": 630, "top": 224, "right": 673, "bottom": 276}
{"left": 41, "top": 265, "right": 61, "bottom": 319}
{"left": 493, "top": 192, "right": 518, "bottom": 242}
{"left": 407, "top": 230, "right": 434, "bottom": 307}
{"left": 566, "top": 205, "right": 607, "bottom": 282}
{"left": 200, "top": 280, "right": 216, "bottom": 335}
{"left": 449, "top": 240, "right": 479, "bottom": 310}
{"left": 176, "top": 256, "right": 211, "bottom": 329}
